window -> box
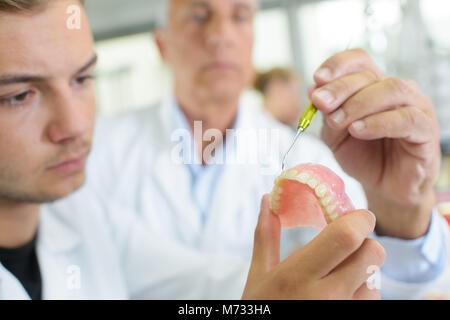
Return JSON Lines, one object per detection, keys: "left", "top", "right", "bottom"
{"left": 94, "top": 32, "right": 172, "bottom": 116}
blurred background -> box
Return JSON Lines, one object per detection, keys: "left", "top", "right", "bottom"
{"left": 84, "top": 0, "right": 450, "bottom": 194}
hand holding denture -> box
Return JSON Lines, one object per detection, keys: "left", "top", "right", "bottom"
{"left": 309, "top": 49, "right": 441, "bottom": 238}
{"left": 243, "top": 195, "right": 385, "bottom": 300}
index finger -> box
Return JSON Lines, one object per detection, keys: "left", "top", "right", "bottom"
{"left": 288, "top": 209, "right": 376, "bottom": 279}
{"left": 314, "top": 49, "right": 385, "bottom": 86}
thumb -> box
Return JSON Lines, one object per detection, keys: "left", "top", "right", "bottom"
{"left": 244, "top": 194, "right": 281, "bottom": 294}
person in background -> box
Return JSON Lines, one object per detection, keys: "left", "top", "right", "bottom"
{"left": 253, "top": 67, "right": 304, "bottom": 129}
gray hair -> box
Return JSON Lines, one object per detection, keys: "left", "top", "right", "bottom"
{"left": 153, "top": 0, "right": 169, "bottom": 29}
{"left": 153, "top": 0, "right": 259, "bottom": 29}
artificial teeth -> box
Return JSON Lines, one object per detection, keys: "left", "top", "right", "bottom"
{"left": 271, "top": 201, "right": 280, "bottom": 211}
{"left": 285, "top": 169, "right": 298, "bottom": 178}
{"left": 320, "top": 196, "right": 332, "bottom": 206}
{"left": 329, "top": 213, "right": 338, "bottom": 221}
{"left": 297, "top": 172, "right": 310, "bottom": 183}
{"left": 326, "top": 204, "right": 337, "bottom": 214}
{"left": 315, "top": 184, "right": 327, "bottom": 198}
{"left": 272, "top": 186, "right": 282, "bottom": 196}
{"left": 307, "top": 178, "right": 318, "bottom": 189}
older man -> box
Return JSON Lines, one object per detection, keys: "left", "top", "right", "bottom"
{"left": 77, "top": 0, "right": 448, "bottom": 299}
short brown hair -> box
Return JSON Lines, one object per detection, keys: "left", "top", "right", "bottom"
{"left": 253, "top": 67, "right": 298, "bottom": 95}
{"left": 0, "top": 0, "right": 84, "bottom": 12}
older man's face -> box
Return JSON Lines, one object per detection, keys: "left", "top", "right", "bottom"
{"left": 161, "top": 0, "right": 256, "bottom": 102}
{"left": 0, "top": 0, "right": 97, "bottom": 203}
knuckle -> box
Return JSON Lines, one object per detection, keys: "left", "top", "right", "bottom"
{"left": 364, "top": 239, "right": 386, "bottom": 264}
{"left": 331, "top": 221, "right": 363, "bottom": 250}
{"left": 403, "top": 107, "right": 423, "bottom": 128}
{"left": 386, "top": 77, "right": 413, "bottom": 96}
{"left": 323, "top": 51, "right": 349, "bottom": 73}
{"left": 423, "top": 95, "right": 434, "bottom": 108}
{"left": 353, "top": 48, "right": 370, "bottom": 59}
{"left": 322, "top": 59, "right": 338, "bottom": 75}
{"left": 405, "top": 79, "right": 420, "bottom": 92}
{"left": 362, "top": 69, "right": 380, "bottom": 82}
{"left": 327, "top": 78, "right": 351, "bottom": 98}
{"left": 335, "top": 77, "right": 352, "bottom": 94}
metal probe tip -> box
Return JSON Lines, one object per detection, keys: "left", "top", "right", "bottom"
{"left": 280, "top": 102, "right": 317, "bottom": 171}
{"left": 281, "top": 127, "right": 303, "bottom": 171}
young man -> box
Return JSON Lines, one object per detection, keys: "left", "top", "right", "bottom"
{"left": 0, "top": 0, "right": 385, "bottom": 300}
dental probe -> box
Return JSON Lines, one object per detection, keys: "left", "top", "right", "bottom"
{"left": 281, "top": 32, "right": 355, "bottom": 171}
{"left": 281, "top": 101, "right": 317, "bottom": 171}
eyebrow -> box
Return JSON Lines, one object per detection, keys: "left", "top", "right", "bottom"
{"left": 234, "top": 1, "right": 256, "bottom": 12}
{"left": 0, "top": 54, "right": 98, "bottom": 86}
{"left": 189, "top": 0, "right": 256, "bottom": 11}
{"left": 189, "top": 1, "right": 209, "bottom": 10}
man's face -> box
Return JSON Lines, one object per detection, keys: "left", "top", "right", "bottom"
{"left": 0, "top": 0, "right": 96, "bottom": 203}
{"left": 159, "top": 0, "right": 256, "bottom": 102}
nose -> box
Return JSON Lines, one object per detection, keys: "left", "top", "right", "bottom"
{"left": 205, "top": 14, "right": 234, "bottom": 50}
{"left": 46, "top": 86, "right": 90, "bottom": 145}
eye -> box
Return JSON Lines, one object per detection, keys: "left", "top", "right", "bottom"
{"left": 233, "top": 9, "right": 252, "bottom": 23}
{"left": 74, "top": 74, "right": 94, "bottom": 86}
{"left": 0, "top": 90, "right": 33, "bottom": 107}
{"left": 191, "top": 8, "right": 210, "bottom": 23}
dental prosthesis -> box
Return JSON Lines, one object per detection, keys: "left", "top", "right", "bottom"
{"left": 270, "top": 163, "right": 355, "bottom": 229}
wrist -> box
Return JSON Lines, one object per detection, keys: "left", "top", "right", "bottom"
{"left": 364, "top": 188, "right": 436, "bottom": 239}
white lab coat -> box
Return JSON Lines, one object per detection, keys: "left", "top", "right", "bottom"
{"left": 82, "top": 96, "right": 449, "bottom": 299}
{"left": 0, "top": 190, "right": 249, "bottom": 299}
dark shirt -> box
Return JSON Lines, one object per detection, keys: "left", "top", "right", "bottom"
{"left": 0, "top": 235, "right": 42, "bottom": 300}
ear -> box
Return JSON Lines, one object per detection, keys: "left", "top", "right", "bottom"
{"left": 153, "top": 29, "right": 167, "bottom": 62}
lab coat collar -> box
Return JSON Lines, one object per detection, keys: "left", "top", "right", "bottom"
{"left": 0, "top": 205, "right": 81, "bottom": 300}
{"left": 0, "top": 262, "right": 30, "bottom": 300}
{"left": 168, "top": 94, "right": 245, "bottom": 157}
{"left": 38, "top": 204, "right": 82, "bottom": 254}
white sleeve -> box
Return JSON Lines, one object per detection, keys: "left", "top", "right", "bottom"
{"left": 375, "top": 213, "right": 450, "bottom": 300}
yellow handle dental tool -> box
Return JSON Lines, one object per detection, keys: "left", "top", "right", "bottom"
{"left": 297, "top": 101, "right": 317, "bottom": 131}
{"left": 281, "top": 101, "right": 317, "bottom": 171}
{"left": 280, "top": 32, "right": 354, "bottom": 171}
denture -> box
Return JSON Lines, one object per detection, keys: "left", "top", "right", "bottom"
{"left": 270, "top": 163, "right": 355, "bottom": 229}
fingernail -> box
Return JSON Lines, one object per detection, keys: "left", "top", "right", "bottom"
{"left": 313, "top": 89, "right": 334, "bottom": 106}
{"left": 351, "top": 120, "right": 366, "bottom": 131}
{"left": 365, "top": 210, "right": 376, "bottom": 224}
{"left": 329, "top": 109, "right": 345, "bottom": 124}
{"left": 315, "top": 67, "right": 332, "bottom": 82}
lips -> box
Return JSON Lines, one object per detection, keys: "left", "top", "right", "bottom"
{"left": 204, "top": 61, "right": 237, "bottom": 71}
{"left": 47, "top": 151, "right": 89, "bottom": 175}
